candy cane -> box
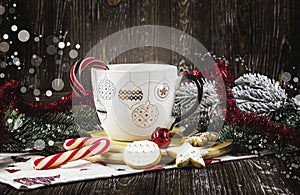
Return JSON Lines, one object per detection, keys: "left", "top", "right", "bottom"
{"left": 33, "top": 138, "right": 110, "bottom": 170}
{"left": 63, "top": 137, "right": 104, "bottom": 150}
{"left": 70, "top": 57, "right": 108, "bottom": 96}
{"left": 63, "top": 137, "right": 122, "bottom": 153}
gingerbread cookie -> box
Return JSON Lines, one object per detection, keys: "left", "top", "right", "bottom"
{"left": 123, "top": 140, "right": 161, "bottom": 169}
{"left": 185, "top": 132, "right": 218, "bottom": 147}
{"left": 166, "top": 142, "right": 207, "bottom": 168}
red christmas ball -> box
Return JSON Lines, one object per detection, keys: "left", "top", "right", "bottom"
{"left": 151, "top": 127, "right": 172, "bottom": 148}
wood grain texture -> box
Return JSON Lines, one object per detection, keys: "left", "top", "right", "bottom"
{"left": 248, "top": 0, "right": 292, "bottom": 80}
{"left": 0, "top": 156, "right": 299, "bottom": 194}
{"left": 1, "top": 2, "right": 299, "bottom": 194}
{"left": 1, "top": 0, "right": 297, "bottom": 94}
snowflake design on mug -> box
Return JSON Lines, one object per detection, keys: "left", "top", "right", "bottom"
{"left": 132, "top": 101, "right": 159, "bottom": 128}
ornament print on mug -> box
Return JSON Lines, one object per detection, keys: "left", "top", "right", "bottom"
{"left": 91, "top": 62, "right": 203, "bottom": 141}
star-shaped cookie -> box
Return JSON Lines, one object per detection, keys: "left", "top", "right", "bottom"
{"left": 166, "top": 142, "right": 208, "bottom": 168}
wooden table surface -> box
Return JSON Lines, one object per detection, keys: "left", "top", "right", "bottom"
{"left": 1, "top": 156, "right": 299, "bottom": 195}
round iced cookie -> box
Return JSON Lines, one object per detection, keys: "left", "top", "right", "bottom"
{"left": 123, "top": 140, "right": 161, "bottom": 169}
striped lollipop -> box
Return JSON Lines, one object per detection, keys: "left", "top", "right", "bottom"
{"left": 70, "top": 57, "right": 108, "bottom": 96}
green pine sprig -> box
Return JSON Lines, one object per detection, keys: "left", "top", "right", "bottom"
{"left": 1, "top": 109, "right": 90, "bottom": 155}
{"left": 270, "top": 102, "right": 300, "bottom": 129}
{"left": 218, "top": 124, "right": 269, "bottom": 154}
{"left": 72, "top": 105, "right": 102, "bottom": 131}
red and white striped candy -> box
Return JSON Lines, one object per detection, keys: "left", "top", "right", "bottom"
{"left": 33, "top": 138, "right": 110, "bottom": 170}
{"left": 63, "top": 137, "right": 102, "bottom": 150}
{"left": 70, "top": 57, "right": 108, "bottom": 96}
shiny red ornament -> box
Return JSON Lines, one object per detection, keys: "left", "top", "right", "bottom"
{"left": 151, "top": 127, "right": 172, "bottom": 148}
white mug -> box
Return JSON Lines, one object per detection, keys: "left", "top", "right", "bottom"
{"left": 91, "top": 63, "right": 203, "bottom": 141}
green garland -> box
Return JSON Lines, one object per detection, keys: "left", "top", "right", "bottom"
{"left": 219, "top": 124, "right": 274, "bottom": 154}
{"left": 1, "top": 109, "right": 90, "bottom": 155}
{"left": 219, "top": 99, "right": 300, "bottom": 155}
{"left": 271, "top": 102, "right": 300, "bottom": 129}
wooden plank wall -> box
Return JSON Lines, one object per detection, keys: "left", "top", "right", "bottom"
{"left": 0, "top": 0, "right": 298, "bottom": 97}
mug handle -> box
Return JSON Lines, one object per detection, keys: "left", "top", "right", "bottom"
{"left": 169, "top": 74, "right": 203, "bottom": 131}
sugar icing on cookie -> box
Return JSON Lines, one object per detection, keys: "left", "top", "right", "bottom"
{"left": 123, "top": 140, "right": 161, "bottom": 169}
{"left": 167, "top": 142, "right": 207, "bottom": 168}
{"left": 185, "top": 132, "right": 218, "bottom": 147}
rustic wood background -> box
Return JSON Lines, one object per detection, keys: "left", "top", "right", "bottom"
{"left": 0, "top": 0, "right": 299, "bottom": 97}
{"left": 1, "top": 156, "right": 299, "bottom": 194}
{"left": 0, "top": 2, "right": 300, "bottom": 193}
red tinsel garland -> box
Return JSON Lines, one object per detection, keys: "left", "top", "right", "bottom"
{"left": 225, "top": 92, "right": 299, "bottom": 147}
{"left": 0, "top": 80, "right": 73, "bottom": 150}
{"left": 0, "top": 80, "right": 96, "bottom": 117}
{"left": 187, "top": 60, "right": 299, "bottom": 148}
{"left": 0, "top": 80, "right": 72, "bottom": 116}
{"left": 0, "top": 60, "right": 299, "bottom": 150}
{"left": 216, "top": 60, "right": 299, "bottom": 148}
{"left": 0, "top": 80, "right": 98, "bottom": 151}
